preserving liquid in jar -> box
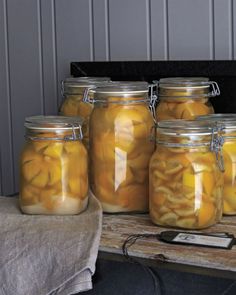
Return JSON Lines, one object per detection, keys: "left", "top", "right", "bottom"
{"left": 19, "top": 116, "right": 88, "bottom": 215}
{"left": 149, "top": 120, "right": 223, "bottom": 229}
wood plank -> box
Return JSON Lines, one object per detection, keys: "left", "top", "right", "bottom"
{"left": 99, "top": 214, "right": 236, "bottom": 278}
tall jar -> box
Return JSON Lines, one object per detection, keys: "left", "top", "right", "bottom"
{"left": 155, "top": 77, "right": 220, "bottom": 121}
{"left": 19, "top": 116, "right": 88, "bottom": 215}
{"left": 87, "top": 82, "right": 155, "bottom": 213}
{"left": 197, "top": 114, "right": 236, "bottom": 215}
{"left": 149, "top": 120, "right": 223, "bottom": 229}
{"left": 59, "top": 77, "right": 111, "bottom": 148}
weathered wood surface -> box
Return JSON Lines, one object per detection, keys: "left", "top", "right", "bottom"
{"left": 99, "top": 214, "right": 236, "bottom": 278}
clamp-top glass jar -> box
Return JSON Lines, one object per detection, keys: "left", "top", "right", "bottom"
{"left": 19, "top": 116, "right": 88, "bottom": 215}
{"left": 197, "top": 114, "right": 236, "bottom": 215}
{"left": 155, "top": 77, "right": 220, "bottom": 121}
{"left": 149, "top": 120, "right": 223, "bottom": 229}
{"left": 86, "top": 82, "right": 155, "bottom": 213}
{"left": 59, "top": 77, "right": 111, "bottom": 148}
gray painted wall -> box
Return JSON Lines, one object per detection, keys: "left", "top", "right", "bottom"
{"left": 0, "top": 0, "right": 236, "bottom": 195}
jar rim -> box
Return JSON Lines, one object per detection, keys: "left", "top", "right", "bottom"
{"left": 156, "top": 119, "right": 217, "bottom": 136}
{"left": 25, "top": 115, "right": 83, "bottom": 130}
{"left": 158, "top": 77, "right": 210, "bottom": 88}
{"left": 197, "top": 114, "right": 236, "bottom": 129}
{"left": 89, "top": 81, "right": 149, "bottom": 95}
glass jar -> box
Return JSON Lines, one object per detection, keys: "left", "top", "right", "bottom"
{"left": 155, "top": 77, "right": 220, "bottom": 121}
{"left": 197, "top": 114, "right": 236, "bottom": 215}
{"left": 86, "top": 82, "right": 155, "bottom": 213}
{"left": 59, "top": 77, "right": 111, "bottom": 148}
{"left": 149, "top": 120, "right": 223, "bottom": 229}
{"left": 19, "top": 116, "right": 88, "bottom": 215}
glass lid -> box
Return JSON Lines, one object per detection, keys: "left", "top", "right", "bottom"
{"left": 158, "top": 77, "right": 210, "bottom": 88}
{"left": 89, "top": 81, "right": 149, "bottom": 94}
{"left": 25, "top": 115, "right": 83, "bottom": 130}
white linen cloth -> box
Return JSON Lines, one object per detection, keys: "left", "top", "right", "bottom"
{"left": 0, "top": 192, "right": 102, "bottom": 295}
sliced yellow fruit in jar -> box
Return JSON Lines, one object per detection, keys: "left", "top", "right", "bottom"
{"left": 223, "top": 186, "right": 236, "bottom": 212}
{"left": 174, "top": 207, "right": 196, "bottom": 217}
{"left": 31, "top": 167, "right": 49, "bottom": 188}
{"left": 202, "top": 171, "right": 214, "bottom": 196}
{"left": 150, "top": 192, "right": 166, "bottom": 207}
{"left": 159, "top": 212, "right": 178, "bottom": 225}
{"left": 117, "top": 184, "right": 148, "bottom": 210}
{"left": 43, "top": 142, "right": 63, "bottom": 158}
{"left": 33, "top": 141, "right": 50, "bottom": 152}
{"left": 223, "top": 148, "right": 236, "bottom": 182}
{"left": 93, "top": 133, "right": 115, "bottom": 161}
{"left": 182, "top": 170, "right": 195, "bottom": 188}
{"left": 48, "top": 160, "right": 62, "bottom": 186}
{"left": 69, "top": 177, "right": 88, "bottom": 198}
{"left": 165, "top": 162, "right": 183, "bottom": 175}
{"left": 175, "top": 101, "right": 211, "bottom": 119}
{"left": 128, "top": 152, "right": 150, "bottom": 169}
{"left": 175, "top": 217, "right": 196, "bottom": 228}
{"left": 22, "top": 154, "right": 43, "bottom": 182}
{"left": 153, "top": 170, "right": 169, "bottom": 181}
{"left": 60, "top": 95, "right": 81, "bottom": 116}
{"left": 20, "top": 184, "right": 40, "bottom": 205}
{"left": 198, "top": 202, "right": 215, "bottom": 227}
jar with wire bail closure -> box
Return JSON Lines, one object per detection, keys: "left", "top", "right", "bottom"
{"left": 85, "top": 81, "right": 155, "bottom": 213}
{"left": 155, "top": 77, "right": 220, "bottom": 121}
{"left": 59, "top": 77, "right": 111, "bottom": 149}
{"left": 149, "top": 120, "right": 224, "bottom": 229}
{"left": 19, "top": 116, "right": 88, "bottom": 215}
{"left": 197, "top": 114, "right": 236, "bottom": 215}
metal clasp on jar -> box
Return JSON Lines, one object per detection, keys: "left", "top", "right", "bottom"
{"left": 149, "top": 83, "right": 158, "bottom": 123}
{"left": 210, "top": 126, "right": 225, "bottom": 172}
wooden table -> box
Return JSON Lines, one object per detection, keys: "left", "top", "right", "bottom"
{"left": 99, "top": 214, "right": 236, "bottom": 280}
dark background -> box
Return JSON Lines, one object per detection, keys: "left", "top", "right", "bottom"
{"left": 71, "top": 60, "right": 236, "bottom": 114}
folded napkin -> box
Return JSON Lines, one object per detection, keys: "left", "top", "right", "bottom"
{"left": 0, "top": 192, "right": 102, "bottom": 295}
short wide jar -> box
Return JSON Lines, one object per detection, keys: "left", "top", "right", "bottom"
{"left": 87, "top": 82, "right": 155, "bottom": 213}
{"left": 149, "top": 120, "right": 223, "bottom": 229}
{"left": 19, "top": 116, "right": 88, "bottom": 215}
{"left": 155, "top": 77, "right": 220, "bottom": 121}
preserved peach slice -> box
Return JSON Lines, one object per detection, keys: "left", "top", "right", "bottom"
{"left": 182, "top": 170, "right": 195, "bottom": 188}
{"left": 31, "top": 167, "right": 49, "bottom": 188}
{"left": 223, "top": 186, "right": 236, "bottom": 212}
{"left": 223, "top": 200, "right": 234, "bottom": 214}
{"left": 48, "top": 160, "right": 62, "bottom": 186}
{"left": 128, "top": 152, "right": 151, "bottom": 169}
{"left": 151, "top": 192, "right": 166, "bottom": 207}
{"left": 165, "top": 162, "right": 183, "bottom": 175}
{"left": 20, "top": 184, "right": 40, "bottom": 205}
{"left": 175, "top": 218, "right": 196, "bottom": 228}
{"left": 175, "top": 102, "right": 211, "bottom": 119}
{"left": 117, "top": 184, "right": 148, "bottom": 210}
{"left": 198, "top": 202, "right": 215, "bottom": 227}
{"left": 60, "top": 96, "right": 80, "bottom": 116}
{"left": 43, "top": 142, "right": 63, "bottom": 158}
{"left": 33, "top": 141, "right": 50, "bottom": 152}
{"left": 93, "top": 134, "right": 115, "bottom": 161}
{"left": 223, "top": 150, "right": 234, "bottom": 182}
{"left": 69, "top": 177, "right": 88, "bottom": 198}
{"left": 202, "top": 171, "right": 214, "bottom": 196}
{"left": 22, "top": 154, "right": 43, "bottom": 182}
